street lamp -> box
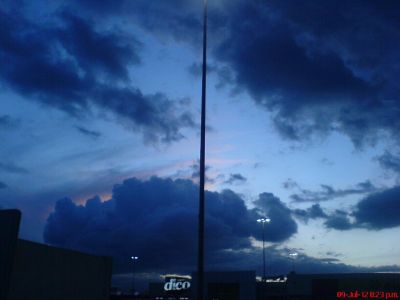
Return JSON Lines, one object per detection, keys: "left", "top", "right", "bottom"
{"left": 257, "top": 217, "right": 271, "bottom": 281}
{"left": 289, "top": 252, "right": 298, "bottom": 272}
{"left": 131, "top": 256, "right": 139, "bottom": 298}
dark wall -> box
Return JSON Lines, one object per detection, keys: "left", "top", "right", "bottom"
{"left": 7, "top": 240, "right": 112, "bottom": 300}
{"left": 0, "top": 209, "right": 112, "bottom": 300}
{"left": 0, "top": 210, "right": 21, "bottom": 300}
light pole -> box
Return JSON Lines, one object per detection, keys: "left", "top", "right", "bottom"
{"left": 257, "top": 217, "right": 271, "bottom": 281}
{"left": 289, "top": 252, "right": 298, "bottom": 272}
{"left": 131, "top": 256, "right": 139, "bottom": 298}
{"left": 197, "top": 0, "right": 208, "bottom": 300}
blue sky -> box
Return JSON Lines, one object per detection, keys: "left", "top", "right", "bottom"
{"left": 1, "top": 0, "right": 400, "bottom": 288}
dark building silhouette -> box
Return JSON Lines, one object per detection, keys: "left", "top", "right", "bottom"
{"left": 286, "top": 272, "right": 400, "bottom": 300}
{"left": 0, "top": 209, "right": 112, "bottom": 300}
{"left": 148, "top": 271, "right": 400, "bottom": 300}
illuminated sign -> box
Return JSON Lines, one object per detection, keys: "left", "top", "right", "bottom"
{"left": 164, "top": 278, "right": 191, "bottom": 291}
{"left": 265, "top": 276, "right": 287, "bottom": 283}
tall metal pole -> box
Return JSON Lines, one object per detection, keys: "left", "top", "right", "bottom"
{"left": 289, "top": 252, "right": 298, "bottom": 273}
{"left": 131, "top": 256, "right": 138, "bottom": 298}
{"left": 262, "top": 222, "right": 266, "bottom": 281}
{"left": 257, "top": 218, "right": 270, "bottom": 282}
{"left": 197, "top": 0, "right": 208, "bottom": 300}
{"left": 132, "top": 263, "right": 135, "bottom": 299}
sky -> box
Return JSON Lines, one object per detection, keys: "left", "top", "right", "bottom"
{"left": 1, "top": 0, "right": 400, "bottom": 290}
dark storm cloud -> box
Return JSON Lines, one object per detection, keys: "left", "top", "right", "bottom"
{"left": 0, "top": 7, "right": 194, "bottom": 144}
{"left": 253, "top": 193, "right": 298, "bottom": 242}
{"left": 289, "top": 180, "right": 377, "bottom": 203}
{"left": 224, "top": 173, "right": 247, "bottom": 185}
{"left": 293, "top": 186, "right": 400, "bottom": 231}
{"left": 57, "top": 11, "right": 141, "bottom": 80}
{"left": 7, "top": 0, "right": 398, "bottom": 146}
{"left": 95, "top": 88, "right": 195, "bottom": 144}
{"left": 62, "top": 0, "right": 400, "bottom": 146}
{"left": 75, "top": 126, "right": 102, "bottom": 139}
{"left": 324, "top": 210, "right": 353, "bottom": 231}
{"left": 44, "top": 176, "right": 297, "bottom": 274}
{"left": 353, "top": 186, "right": 400, "bottom": 230}
{"left": 377, "top": 151, "right": 400, "bottom": 174}
{"left": 41, "top": 177, "right": 400, "bottom": 279}
{"left": 0, "top": 182, "right": 8, "bottom": 189}
{"left": 0, "top": 162, "right": 29, "bottom": 174}
{"left": 292, "top": 204, "right": 327, "bottom": 223}
{"left": 292, "top": 203, "right": 353, "bottom": 230}
{"left": 212, "top": 0, "right": 400, "bottom": 147}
